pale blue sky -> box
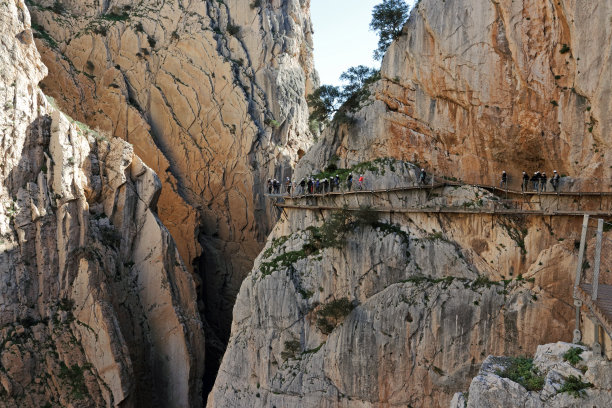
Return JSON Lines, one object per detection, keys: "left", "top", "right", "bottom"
{"left": 310, "top": 0, "right": 414, "bottom": 87}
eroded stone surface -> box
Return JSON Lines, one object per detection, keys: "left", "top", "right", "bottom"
{"left": 208, "top": 180, "right": 581, "bottom": 407}
{"left": 0, "top": 1, "right": 204, "bottom": 406}
{"left": 27, "top": 0, "right": 316, "bottom": 345}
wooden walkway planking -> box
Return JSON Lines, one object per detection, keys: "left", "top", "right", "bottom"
{"left": 268, "top": 182, "right": 612, "bottom": 200}
{"left": 275, "top": 203, "right": 612, "bottom": 217}
{"left": 576, "top": 283, "right": 612, "bottom": 337}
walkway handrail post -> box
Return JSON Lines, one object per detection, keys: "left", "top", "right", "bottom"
{"left": 592, "top": 218, "right": 603, "bottom": 300}
{"left": 574, "top": 214, "right": 590, "bottom": 294}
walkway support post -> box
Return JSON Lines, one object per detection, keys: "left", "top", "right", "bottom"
{"left": 572, "top": 214, "right": 589, "bottom": 343}
{"left": 574, "top": 214, "right": 590, "bottom": 294}
{"left": 592, "top": 218, "right": 603, "bottom": 300}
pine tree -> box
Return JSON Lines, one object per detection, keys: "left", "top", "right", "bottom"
{"left": 370, "top": 0, "right": 411, "bottom": 60}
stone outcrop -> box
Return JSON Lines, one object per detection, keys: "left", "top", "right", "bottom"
{"left": 27, "top": 0, "right": 316, "bottom": 354}
{"left": 451, "top": 342, "right": 612, "bottom": 408}
{"left": 0, "top": 1, "right": 204, "bottom": 406}
{"left": 208, "top": 165, "right": 585, "bottom": 407}
{"left": 298, "top": 0, "right": 612, "bottom": 189}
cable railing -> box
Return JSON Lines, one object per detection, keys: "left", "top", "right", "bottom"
{"left": 269, "top": 169, "right": 612, "bottom": 198}
{"left": 573, "top": 216, "right": 612, "bottom": 355}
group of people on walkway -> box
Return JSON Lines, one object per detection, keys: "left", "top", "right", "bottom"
{"left": 267, "top": 173, "right": 366, "bottom": 196}
{"left": 506, "top": 170, "right": 561, "bottom": 192}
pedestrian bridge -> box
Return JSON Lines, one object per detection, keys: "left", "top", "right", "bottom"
{"left": 267, "top": 180, "right": 612, "bottom": 358}
{"left": 268, "top": 181, "right": 612, "bottom": 217}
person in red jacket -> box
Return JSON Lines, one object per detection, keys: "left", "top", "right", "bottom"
{"left": 358, "top": 174, "right": 364, "bottom": 190}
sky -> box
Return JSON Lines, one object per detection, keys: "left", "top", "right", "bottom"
{"left": 310, "top": 0, "right": 414, "bottom": 87}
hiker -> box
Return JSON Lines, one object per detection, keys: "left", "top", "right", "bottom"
{"left": 531, "top": 172, "right": 540, "bottom": 192}
{"left": 285, "top": 177, "right": 292, "bottom": 195}
{"left": 334, "top": 175, "right": 340, "bottom": 191}
{"left": 307, "top": 178, "right": 313, "bottom": 194}
{"left": 329, "top": 176, "right": 334, "bottom": 192}
{"left": 273, "top": 179, "right": 280, "bottom": 194}
{"left": 521, "top": 171, "right": 529, "bottom": 192}
{"left": 419, "top": 168, "right": 427, "bottom": 185}
{"left": 267, "top": 178, "right": 272, "bottom": 194}
{"left": 323, "top": 178, "right": 329, "bottom": 193}
{"left": 347, "top": 173, "right": 353, "bottom": 191}
{"left": 500, "top": 171, "right": 507, "bottom": 189}
{"left": 550, "top": 170, "right": 560, "bottom": 192}
{"left": 358, "top": 174, "right": 364, "bottom": 190}
{"left": 540, "top": 172, "right": 547, "bottom": 192}
{"left": 299, "top": 178, "right": 306, "bottom": 195}
{"left": 315, "top": 179, "right": 321, "bottom": 194}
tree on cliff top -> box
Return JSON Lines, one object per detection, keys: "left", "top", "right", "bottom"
{"left": 307, "top": 66, "right": 379, "bottom": 125}
{"left": 370, "top": 0, "right": 411, "bottom": 60}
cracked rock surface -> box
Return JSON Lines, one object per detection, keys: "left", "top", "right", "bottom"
{"left": 298, "top": 0, "right": 612, "bottom": 190}
{"left": 26, "top": 0, "right": 316, "bottom": 347}
{"left": 451, "top": 342, "right": 612, "bottom": 408}
{"left": 209, "top": 179, "right": 582, "bottom": 407}
{"left": 0, "top": 1, "right": 204, "bottom": 406}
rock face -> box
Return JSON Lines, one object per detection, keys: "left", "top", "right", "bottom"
{"left": 27, "top": 0, "right": 315, "bottom": 354}
{"left": 451, "top": 342, "right": 612, "bottom": 408}
{"left": 208, "top": 167, "right": 584, "bottom": 407}
{"left": 0, "top": 1, "right": 204, "bottom": 406}
{"left": 299, "top": 0, "right": 612, "bottom": 189}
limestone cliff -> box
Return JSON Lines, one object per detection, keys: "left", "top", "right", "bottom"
{"left": 299, "top": 0, "right": 612, "bottom": 188}
{"left": 450, "top": 342, "right": 612, "bottom": 407}
{"left": 26, "top": 0, "right": 316, "bottom": 355}
{"left": 0, "top": 1, "right": 204, "bottom": 406}
{"left": 208, "top": 161, "right": 584, "bottom": 407}
{"left": 209, "top": 0, "right": 612, "bottom": 406}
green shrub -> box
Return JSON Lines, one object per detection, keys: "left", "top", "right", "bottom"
{"left": 227, "top": 23, "right": 240, "bottom": 36}
{"left": 558, "top": 375, "right": 593, "bottom": 398}
{"left": 496, "top": 357, "right": 545, "bottom": 391}
{"left": 59, "top": 363, "right": 89, "bottom": 399}
{"left": 316, "top": 298, "right": 355, "bottom": 334}
{"left": 560, "top": 44, "right": 570, "bottom": 54}
{"left": 280, "top": 339, "right": 301, "bottom": 360}
{"left": 562, "top": 347, "right": 584, "bottom": 366}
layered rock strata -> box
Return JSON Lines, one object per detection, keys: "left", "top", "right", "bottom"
{"left": 450, "top": 342, "right": 612, "bottom": 407}
{"left": 27, "top": 0, "right": 316, "bottom": 350}
{"left": 0, "top": 1, "right": 204, "bottom": 406}
{"left": 298, "top": 0, "right": 612, "bottom": 189}
{"left": 208, "top": 163, "right": 585, "bottom": 407}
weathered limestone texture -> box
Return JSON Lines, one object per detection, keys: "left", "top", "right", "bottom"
{"left": 451, "top": 342, "right": 612, "bottom": 408}
{"left": 298, "top": 0, "right": 612, "bottom": 190}
{"left": 27, "top": 0, "right": 315, "bottom": 346}
{"left": 208, "top": 173, "right": 582, "bottom": 407}
{"left": 0, "top": 1, "right": 204, "bottom": 406}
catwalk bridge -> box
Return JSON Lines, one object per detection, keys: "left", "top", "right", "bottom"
{"left": 267, "top": 179, "right": 612, "bottom": 355}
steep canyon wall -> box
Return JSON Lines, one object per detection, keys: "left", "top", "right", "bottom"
{"left": 0, "top": 1, "right": 204, "bottom": 406}
{"left": 26, "top": 0, "right": 316, "bottom": 353}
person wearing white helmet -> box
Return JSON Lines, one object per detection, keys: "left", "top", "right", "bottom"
{"left": 419, "top": 168, "right": 427, "bottom": 185}
{"left": 521, "top": 171, "right": 529, "bottom": 192}
{"left": 285, "top": 177, "right": 292, "bottom": 195}
{"left": 551, "top": 170, "right": 560, "bottom": 192}
{"left": 500, "top": 170, "right": 507, "bottom": 189}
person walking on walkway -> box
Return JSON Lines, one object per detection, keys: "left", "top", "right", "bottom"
{"left": 285, "top": 177, "right": 292, "bottom": 195}
{"left": 358, "top": 174, "right": 364, "bottom": 190}
{"left": 323, "top": 178, "right": 329, "bottom": 193}
{"left": 307, "top": 178, "right": 313, "bottom": 195}
{"left": 500, "top": 171, "right": 508, "bottom": 189}
{"left": 273, "top": 179, "right": 280, "bottom": 194}
{"left": 521, "top": 171, "right": 529, "bottom": 192}
{"left": 551, "top": 170, "right": 560, "bottom": 192}
{"left": 299, "top": 178, "right": 306, "bottom": 195}
{"left": 267, "top": 178, "right": 272, "bottom": 194}
{"left": 334, "top": 175, "right": 340, "bottom": 192}
{"left": 347, "top": 173, "right": 353, "bottom": 191}
{"left": 419, "top": 168, "right": 427, "bottom": 185}
{"left": 531, "top": 172, "right": 540, "bottom": 192}
{"left": 540, "top": 172, "right": 547, "bottom": 192}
